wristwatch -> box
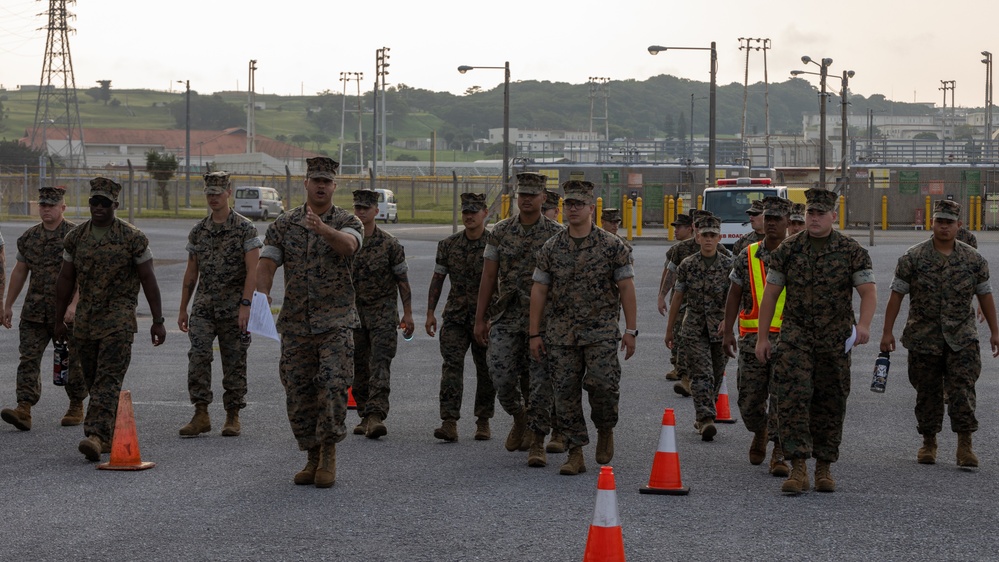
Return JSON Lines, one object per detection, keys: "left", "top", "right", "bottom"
{"left": 240, "top": 298, "right": 252, "bottom": 307}
{"left": 624, "top": 329, "right": 639, "bottom": 337}
{"left": 152, "top": 317, "right": 165, "bottom": 325}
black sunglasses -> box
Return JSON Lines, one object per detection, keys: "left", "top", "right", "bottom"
{"left": 89, "top": 197, "right": 114, "bottom": 208}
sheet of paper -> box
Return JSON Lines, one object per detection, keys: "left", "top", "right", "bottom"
{"left": 247, "top": 291, "right": 279, "bottom": 341}
{"left": 844, "top": 325, "right": 857, "bottom": 354}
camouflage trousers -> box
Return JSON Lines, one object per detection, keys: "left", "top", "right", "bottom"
{"left": 279, "top": 329, "right": 353, "bottom": 451}
{"left": 772, "top": 343, "right": 851, "bottom": 462}
{"left": 14, "top": 319, "right": 86, "bottom": 405}
{"left": 737, "top": 343, "right": 779, "bottom": 442}
{"left": 353, "top": 302, "right": 398, "bottom": 420}
{"left": 438, "top": 319, "right": 495, "bottom": 421}
{"left": 487, "top": 322, "right": 547, "bottom": 432}
{"left": 548, "top": 340, "right": 621, "bottom": 448}
{"left": 186, "top": 313, "right": 249, "bottom": 411}
{"left": 76, "top": 331, "right": 134, "bottom": 444}
{"left": 908, "top": 345, "right": 981, "bottom": 435}
{"left": 668, "top": 314, "right": 686, "bottom": 377}
{"left": 685, "top": 332, "right": 728, "bottom": 422}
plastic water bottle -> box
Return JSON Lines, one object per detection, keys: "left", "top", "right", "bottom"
{"left": 53, "top": 340, "right": 69, "bottom": 386}
{"left": 871, "top": 352, "right": 890, "bottom": 393}
{"left": 399, "top": 321, "right": 414, "bottom": 342}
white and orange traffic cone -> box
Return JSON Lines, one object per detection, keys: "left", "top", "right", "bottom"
{"left": 715, "top": 372, "right": 737, "bottom": 424}
{"left": 639, "top": 408, "right": 689, "bottom": 495}
{"left": 98, "top": 390, "right": 155, "bottom": 471}
{"left": 583, "top": 466, "right": 626, "bottom": 562}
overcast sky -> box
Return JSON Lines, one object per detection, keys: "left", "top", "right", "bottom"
{"left": 0, "top": 0, "right": 995, "bottom": 109}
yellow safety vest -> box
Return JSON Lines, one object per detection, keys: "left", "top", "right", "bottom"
{"left": 738, "top": 241, "right": 785, "bottom": 336}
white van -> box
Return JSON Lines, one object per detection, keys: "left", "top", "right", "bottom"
{"left": 702, "top": 178, "right": 788, "bottom": 247}
{"left": 374, "top": 188, "right": 399, "bottom": 223}
{"left": 234, "top": 186, "right": 284, "bottom": 221}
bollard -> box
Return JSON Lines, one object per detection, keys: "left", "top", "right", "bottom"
{"left": 839, "top": 195, "right": 846, "bottom": 230}
{"left": 625, "top": 198, "right": 634, "bottom": 241}
{"left": 924, "top": 196, "right": 931, "bottom": 230}
{"left": 676, "top": 197, "right": 684, "bottom": 219}
{"left": 970, "top": 196, "right": 976, "bottom": 230}
{"left": 882, "top": 195, "right": 888, "bottom": 230}
{"left": 696, "top": 194, "right": 703, "bottom": 210}
{"left": 501, "top": 194, "right": 510, "bottom": 220}
{"left": 976, "top": 196, "right": 983, "bottom": 231}
{"left": 596, "top": 197, "right": 603, "bottom": 228}
{"left": 636, "top": 197, "right": 643, "bottom": 237}
{"left": 667, "top": 196, "right": 675, "bottom": 240}
{"left": 557, "top": 197, "right": 564, "bottom": 225}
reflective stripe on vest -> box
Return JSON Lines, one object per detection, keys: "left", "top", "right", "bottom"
{"left": 738, "top": 241, "right": 785, "bottom": 336}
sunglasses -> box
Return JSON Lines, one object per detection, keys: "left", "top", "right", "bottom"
{"left": 88, "top": 197, "right": 114, "bottom": 208}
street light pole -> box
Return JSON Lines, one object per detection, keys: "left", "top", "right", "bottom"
{"left": 983, "top": 51, "right": 993, "bottom": 159}
{"left": 793, "top": 56, "right": 834, "bottom": 188}
{"left": 458, "top": 62, "right": 511, "bottom": 195}
{"left": 177, "top": 79, "right": 191, "bottom": 207}
{"left": 840, "top": 70, "right": 855, "bottom": 196}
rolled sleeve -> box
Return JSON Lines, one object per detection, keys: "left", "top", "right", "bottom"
{"left": 765, "top": 270, "right": 786, "bottom": 287}
{"left": 729, "top": 269, "right": 744, "bottom": 286}
{"left": 667, "top": 260, "right": 679, "bottom": 274}
{"left": 889, "top": 277, "right": 910, "bottom": 295}
{"left": 975, "top": 281, "right": 992, "bottom": 296}
{"left": 134, "top": 248, "right": 153, "bottom": 265}
{"left": 675, "top": 281, "right": 688, "bottom": 293}
{"left": 185, "top": 242, "right": 197, "bottom": 255}
{"left": 434, "top": 264, "right": 449, "bottom": 276}
{"left": 613, "top": 264, "right": 634, "bottom": 282}
{"left": 341, "top": 227, "right": 363, "bottom": 251}
{"left": 483, "top": 244, "right": 499, "bottom": 262}
{"left": 261, "top": 245, "right": 283, "bottom": 266}
{"left": 15, "top": 251, "right": 26, "bottom": 263}
{"left": 392, "top": 261, "right": 409, "bottom": 277}
{"left": 244, "top": 237, "right": 263, "bottom": 253}
{"left": 852, "top": 269, "right": 876, "bottom": 287}
{"left": 532, "top": 267, "right": 551, "bottom": 286}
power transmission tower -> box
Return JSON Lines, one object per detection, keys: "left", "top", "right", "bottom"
{"left": 31, "top": 0, "right": 86, "bottom": 169}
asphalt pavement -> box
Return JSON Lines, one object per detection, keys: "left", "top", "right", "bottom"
{"left": 0, "top": 217, "right": 997, "bottom": 561}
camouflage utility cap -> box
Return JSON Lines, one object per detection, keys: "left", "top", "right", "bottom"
{"left": 38, "top": 186, "right": 66, "bottom": 205}
{"left": 203, "top": 171, "right": 231, "bottom": 195}
{"left": 352, "top": 189, "right": 379, "bottom": 208}
{"left": 562, "top": 180, "right": 594, "bottom": 205}
{"left": 761, "top": 196, "right": 791, "bottom": 217}
{"left": 90, "top": 177, "right": 122, "bottom": 202}
{"left": 690, "top": 209, "right": 714, "bottom": 222}
{"left": 746, "top": 199, "right": 765, "bottom": 215}
{"left": 515, "top": 172, "right": 548, "bottom": 195}
{"left": 671, "top": 212, "right": 692, "bottom": 227}
{"left": 543, "top": 189, "right": 560, "bottom": 210}
{"left": 805, "top": 188, "right": 837, "bottom": 212}
{"left": 602, "top": 208, "right": 622, "bottom": 223}
{"left": 306, "top": 157, "right": 339, "bottom": 180}
{"left": 790, "top": 203, "right": 806, "bottom": 223}
{"left": 695, "top": 215, "right": 722, "bottom": 234}
{"left": 933, "top": 199, "right": 961, "bottom": 221}
{"left": 461, "top": 192, "right": 487, "bottom": 212}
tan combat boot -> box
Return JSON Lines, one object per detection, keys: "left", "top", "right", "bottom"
{"left": 314, "top": 443, "right": 336, "bottom": 488}
{"left": 673, "top": 375, "right": 692, "bottom": 397}
{"left": 814, "top": 460, "right": 836, "bottom": 493}
{"left": 61, "top": 400, "right": 85, "bottom": 426}
{"left": 179, "top": 403, "right": 211, "bottom": 437}
{"left": 917, "top": 434, "right": 937, "bottom": 465}
{"left": 78, "top": 435, "right": 103, "bottom": 462}
{"left": 781, "top": 459, "right": 810, "bottom": 495}
{"left": 294, "top": 446, "right": 320, "bottom": 485}
{"left": 1, "top": 402, "right": 32, "bottom": 431}
{"left": 957, "top": 432, "right": 979, "bottom": 469}
{"left": 665, "top": 369, "right": 680, "bottom": 381}
{"left": 769, "top": 442, "right": 790, "bottom": 477}
{"left": 474, "top": 417, "right": 491, "bottom": 441}
{"left": 221, "top": 409, "right": 241, "bottom": 437}
{"left": 559, "top": 446, "right": 587, "bottom": 476}
{"left": 699, "top": 419, "right": 717, "bottom": 442}
{"left": 527, "top": 432, "right": 547, "bottom": 467}
{"left": 434, "top": 419, "right": 458, "bottom": 442}
{"left": 749, "top": 429, "right": 768, "bottom": 465}
{"left": 546, "top": 431, "right": 566, "bottom": 454}
{"left": 353, "top": 415, "right": 369, "bottom": 435}
{"left": 505, "top": 410, "right": 527, "bottom": 452}
{"left": 365, "top": 414, "right": 387, "bottom": 439}
{"left": 595, "top": 429, "right": 614, "bottom": 464}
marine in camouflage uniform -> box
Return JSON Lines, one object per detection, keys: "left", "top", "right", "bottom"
{"left": 601, "top": 208, "right": 632, "bottom": 255}
{"left": 257, "top": 157, "right": 362, "bottom": 488}
{"left": 756, "top": 188, "right": 876, "bottom": 495}
{"left": 530, "top": 180, "right": 636, "bottom": 475}
{"left": 955, "top": 226, "right": 977, "bottom": 249}
{"left": 1, "top": 187, "right": 85, "bottom": 431}
{"left": 474, "top": 172, "right": 564, "bottom": 455}
{"left": 730, "top": 199, "right": 765, "bottom": 257}
{"left": 723, "top": 196, "right": 790, "bottom": 476}
{"left": 427, "top": 193, "right": 496, "bottom": 442}
{"left": 542, "top": 188, "right": 561, "bottom": 221}
{"left": 55, "top": 177, "right": 166, "bottom": 462}
{"left": 658, "top": 212, "right": 694, "bottom": 381}
{"left": 177, "top": 172, "right": 261, "bottom": 438}
{"left": 882, "top": 199, "right": 999, "bottom": 468}
{"left": 350, "top": 188, "right": 413, "bottom": 439}
{"left": 787, "top": 203, "right": 806, "bottom": 236}
{"left": 667, "top": 215, "right": 732, "bottom": 441}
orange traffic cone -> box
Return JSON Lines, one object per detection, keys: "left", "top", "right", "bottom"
{"left": 583, "top": 466, "right": 626, "bottom": 562}
{"left": 715, "top": 372, "right": 737, "bottom": 424}
{"left": 639, "top": 408, "right": 689, "bottom": 495}
{"left": 98, "top": 390, "right": 155, "bottom": 471}
{"left": 347, "top": 386, "right": 357, "bottom": 410}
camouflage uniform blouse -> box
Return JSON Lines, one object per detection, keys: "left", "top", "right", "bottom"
{"left": 890, "top": 239, "right": 991, "bottom": 354}
{"left": 16, "top": 219, "right": 76, "bottom": 324}
{"left": 261, "top": 204, "right": 363, "bottom": 336}
{"left": 63, "top": 218, "right": 152, "bottom": 339}
{"left": 533, "top": 227, "right": 633, "bottom": 345}
{"left": 435, "top": 229, "right": 490, "bottom": 325}
{"left": 483, "top": 215, "right": 563, "bottom": 328}
{"left": 666, "top": 237, "right": 733, "bottom": 273}
{"left": 765, "top": 230, "right": 875, "bottom": 353}
{"left": 675, "top": 251, "right": 735, "bottom": 343}
{"left": 353, "top": 226, "right": 408, "bottom": 307}
{"left": 187, "top": 210, "right": 262, "bottom": 320}
{"left": 731, "top": 230, "right": 764, "bottom": 259}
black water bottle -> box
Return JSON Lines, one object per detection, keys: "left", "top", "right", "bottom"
{"left": 53, "top": 340, "right": 69, "bottom": 386}
{"left": 871, "top": 351, "right": 890, "bottom": 393}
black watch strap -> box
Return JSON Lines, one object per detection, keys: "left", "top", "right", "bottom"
{"left": 152, "top": 317, "right": 165, "bottom": 325}
{"left": 240, "top": 298, "right": 252, "bottom": 306}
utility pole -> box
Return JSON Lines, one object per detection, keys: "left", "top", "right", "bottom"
{"left": 738, "top": 38, "right": 769, "bottom": 168}
{"left": 247, "top": 60, "right": 257, "bottom": 154}
{"left": 339, "top": 71, "right": 363, "bottom": 172}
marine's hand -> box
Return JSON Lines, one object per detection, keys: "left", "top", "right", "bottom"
{"left": 879, "top": 332, "right": 896, "bottom": 353}
{"left": 425, "top": 314, "right": 437, "bottom": 337}
{"left": 474, "top": 319, "right": 489, "bottom": 347}
{"left": 63, "top": 304, "right": 76, "bottom": 325}
{"left": 991, "top": 332, "right": 999, "bottom": 358}
{"left": 151, "top": 323, "right": 166, "bottom": 346}
{"left": 723, "top": 332, "right": 738, "bottom": 359}
{"left": 755, "top": 339, "right": 772, "bottom": 363}
{"left": 529, "top": 336, "right": 546, "bottom": 362}
{"left": 1, "top": 309, "right": 11, "bottom": 329}
{"left": 657, "top": 294, "right": 667, "bottom": 317}
{"left": 855, "top": 324, "right": 871, "bottom": 346}
{"left": 178, "top": 310, "right": 189, "bottom": 333}
{"left": 620, "top": 333, "right": 636, "bottom": 360}
{"left": 401, "top": 313, "right": 415, "bottom": 339}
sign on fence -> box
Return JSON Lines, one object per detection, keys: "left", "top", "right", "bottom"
{"left": 898, "top": 170, "right": 919, "bottom": 194}
{"left": 963, "top": 170, "right": 982, "bottom": 196}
